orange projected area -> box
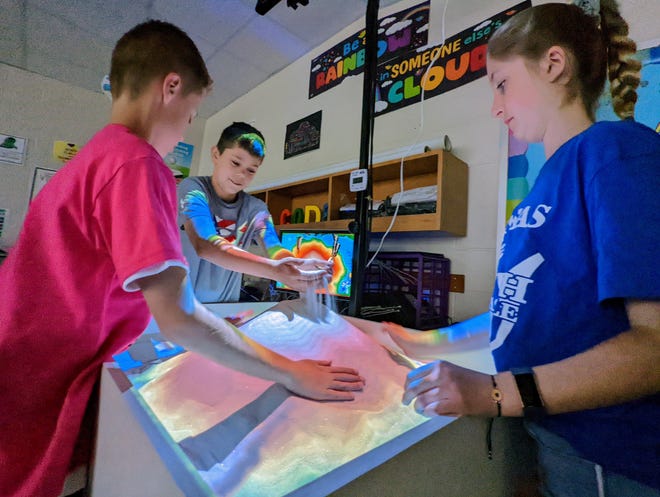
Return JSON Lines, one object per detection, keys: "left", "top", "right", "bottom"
{"left": 277, "top": 231, "right": 354, "bottom": 298}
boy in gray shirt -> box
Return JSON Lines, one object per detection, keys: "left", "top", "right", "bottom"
{"left": 178, "top": 122, "right": 327, "bottom": 302}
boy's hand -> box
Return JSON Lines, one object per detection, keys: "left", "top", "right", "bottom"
{"left": 271, "top": 257, "right": 331, "bottom": 292}
{"left": 283, "top": 359, "right": 365, "bottom": 400}
{"left": 276, "top": 256, "right": 333, "bottom": 274}
{"left": 223, "top": 310, "right": 254, "bottom": 326}
{"left": 295, "top": 257, "right": 334, "bottom": 273}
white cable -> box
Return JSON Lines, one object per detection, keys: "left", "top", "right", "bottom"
{"left": 367, "top": 0, "right": 449, "bottom": 267}
{"left": 595, "top": 464, "right": 605, "bottom": 497}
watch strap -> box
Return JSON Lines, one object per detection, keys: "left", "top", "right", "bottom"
{"left": 511, "top": 367, "right": 546, "bottom": 419}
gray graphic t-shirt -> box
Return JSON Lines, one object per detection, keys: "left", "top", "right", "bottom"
{"left": 177, "top": 176, "right": 271, "bottom": 302}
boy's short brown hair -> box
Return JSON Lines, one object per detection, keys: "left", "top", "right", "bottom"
{"left": 217, "top": 121, "right": 266, "bottom": 158}
{"left": 110, "top": 20, "right": 213, "bottom": 99}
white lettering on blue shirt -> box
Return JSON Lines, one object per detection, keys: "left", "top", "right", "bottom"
{"left": 490, "top": 253, "right": 545, "bottom": 350}
{"left": 507, "top": 204, "right": 552, "bottom": 231}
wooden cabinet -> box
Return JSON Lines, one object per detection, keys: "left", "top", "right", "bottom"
{"left": 251, "top": 149, "right": 468, "bottom": 236}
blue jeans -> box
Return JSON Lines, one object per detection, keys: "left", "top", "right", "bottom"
{"left": 525, "top": 421, "right": 660, "bottom": 497}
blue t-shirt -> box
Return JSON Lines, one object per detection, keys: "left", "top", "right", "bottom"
{"left": 490, "top": 120, "right": 660, "bottom": 488}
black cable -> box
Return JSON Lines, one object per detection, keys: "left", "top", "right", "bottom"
{"left": 487, "top": 418, "right": 494, "bottom": 460}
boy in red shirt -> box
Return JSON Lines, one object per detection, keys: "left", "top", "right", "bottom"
{"left": 0, "top": 20, "right": 363, "bottom": 497}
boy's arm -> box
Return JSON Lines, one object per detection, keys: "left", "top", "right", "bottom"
{"left": 256, "top": 213, "right": 294, "bottom": 260}
{"left": 253, "top": 212, "right": 333, "bottom": 274}
{"left": 179, "top": 188, "right": 325, "bottom": 290}
{"left": 136, "top": 266, "right": 364, "bottom": 400}
{"left": 183, "top": 219, "right": 324, "bottom": 291}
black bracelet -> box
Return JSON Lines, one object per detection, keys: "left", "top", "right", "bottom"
{"left": 490, "top": 374, "right": 502, "bottom": 417}
{"left": 511, "top": 367, "right": 546, "bottom": 419}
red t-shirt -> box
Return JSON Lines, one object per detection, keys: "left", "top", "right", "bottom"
{"left": 0, "top": 124, "right": 186, "bottom": 496}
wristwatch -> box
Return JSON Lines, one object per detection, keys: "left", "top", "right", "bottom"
{"left": 511, "top": 367, "right": 546, "bottom": 420}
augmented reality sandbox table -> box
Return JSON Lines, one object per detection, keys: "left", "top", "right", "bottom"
{"left": 92, "top": 302, "right": 535, "bottom": 497}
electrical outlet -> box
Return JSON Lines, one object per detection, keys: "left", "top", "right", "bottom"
{"left": 449, "top": 274, "right": 465, "bottom": 293}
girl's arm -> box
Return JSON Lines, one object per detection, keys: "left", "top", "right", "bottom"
{"left": 402, "top": 300, "right": 660, "bottom": 417}
{"left": 345, "top": 313, "right": 491, "bottom": 361}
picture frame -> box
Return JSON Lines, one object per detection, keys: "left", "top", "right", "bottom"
{"left": 0, "top": 133, "right": 28, "bottom": 166}
{"left": 30, "top": 167, "right": 57, "bottom": 203}
{"left": 284, "top": 110, "right": 322, "bottom": 159}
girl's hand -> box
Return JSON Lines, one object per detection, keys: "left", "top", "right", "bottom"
{"left": 403, "top": 360, "right": 495, "bottom": 417}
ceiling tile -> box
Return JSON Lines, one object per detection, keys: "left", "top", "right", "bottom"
{"left": 153, "top": 0, "right": 254, "bottom": 46}
{"left": 0, "top": 0, "right": 26, "bottom": 67}
{"left": 223, "top": 15, "right": 308, "bottom": 70}
{"left": 4, "top": 0, "right": 656, "bottom": 121}
{"left": 25, "top": 4, "right": 113, "bottom": 87}
{"left": 28, "top": 0, "right": 151, "bottom": 43}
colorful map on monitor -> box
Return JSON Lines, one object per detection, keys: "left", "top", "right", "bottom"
{"left": 277, "top": 231, "right": 354, "bottom": 298}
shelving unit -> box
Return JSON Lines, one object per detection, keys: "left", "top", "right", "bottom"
{"left": 251, "top": 149, "right": 468, "bottom": 236}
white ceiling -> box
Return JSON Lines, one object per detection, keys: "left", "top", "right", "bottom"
{"left": 2, "top": 0, "right": 658, "bottom": 119}
{"left": 1, "top": 0, "right": 401, "bottom": 118}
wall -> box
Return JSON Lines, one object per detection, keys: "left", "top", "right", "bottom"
{"left": 0, "top": 63, "right": 206, "bottom": 250}
{"left": 199, "top": 0, "right": 509, "bottom": 322}
{"left": 0, "top": 64, "right": 107, "bottom": 248}
{"left": 198, "top": 0, "right": 659, "bottom": 323}
{"left": 1, "top": 0, "right": 655, "bottom": 320}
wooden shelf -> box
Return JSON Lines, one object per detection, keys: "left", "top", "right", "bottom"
{"left": 251, "top": 149, "right": 468, "bottom": 236}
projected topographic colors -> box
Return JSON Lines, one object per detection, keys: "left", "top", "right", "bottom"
{"left": 119, "top": 300, "right": 452, "bottom": 497}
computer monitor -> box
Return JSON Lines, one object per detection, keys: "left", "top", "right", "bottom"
{"left": 276, "top": 230, "right": 354, "bottom": 298}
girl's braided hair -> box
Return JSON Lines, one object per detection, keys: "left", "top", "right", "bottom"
{"left": 487, "top": 1, "right": 641, "bottom": 120}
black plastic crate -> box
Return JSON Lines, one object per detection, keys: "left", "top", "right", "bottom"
{"left": 362, "top": 251, "right": 450, "bottom": 329}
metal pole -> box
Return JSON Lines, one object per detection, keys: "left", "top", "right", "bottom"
{"left": 349, "top": 0, "right": 379, "bottom": 317}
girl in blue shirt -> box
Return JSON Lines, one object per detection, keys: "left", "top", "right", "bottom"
{"left": 388, "top": 2, "right": 660, "bottom": 495}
